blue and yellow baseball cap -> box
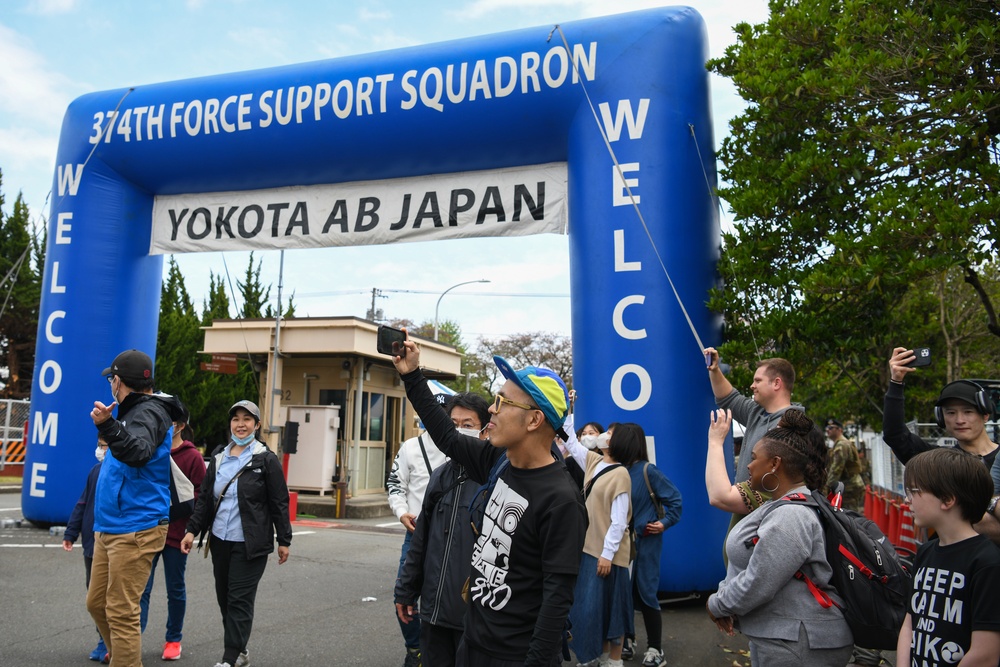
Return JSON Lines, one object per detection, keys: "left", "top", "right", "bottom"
{"left": 493, "top": 356, "right": 569, "bottom": 432}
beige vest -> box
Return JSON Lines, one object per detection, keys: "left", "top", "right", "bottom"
{"left": 582, "top": 452, "right": 633, "bottom": 567}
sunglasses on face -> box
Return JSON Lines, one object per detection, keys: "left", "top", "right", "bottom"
{"left": 491, "top": 394, "right": 537, "bottom": 413}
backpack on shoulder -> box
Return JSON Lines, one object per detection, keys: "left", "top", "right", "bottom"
{"left": 766, "top": 488, "right": 911, "bottom": 650}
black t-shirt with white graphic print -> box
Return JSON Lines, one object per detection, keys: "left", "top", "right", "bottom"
{"left": 465, "top": 462, "right": 587, "bottom": 659}
{"left": 908, "top": 534, "right": 1000, "bottom": 667}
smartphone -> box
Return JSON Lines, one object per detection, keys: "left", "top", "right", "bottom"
{"left": 905, "top": 347, "right": 931, "bottom": 368}
{"left": 376, "top": 325, "right": 406, "bottom": 358}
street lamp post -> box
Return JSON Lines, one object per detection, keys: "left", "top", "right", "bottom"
{"left": 434, "top": 279, "right": 490, "bottom": 340}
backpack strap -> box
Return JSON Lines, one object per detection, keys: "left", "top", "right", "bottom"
{"left": 584, "top": 463, "right": 623, "bottom": 500}
{"left": 746, "top": 492, "right": 841, "bottom": 611}
{"left": 468, "top": 454, "right": 511, "bottom": 535}
{"left": 793, "top": 571, "right": 838, "bottom": 609}
{"left": 642, "top": 462, "right": 666, "bottom": 519}
{"left": 416, "top": 434, "right": 433, "bottom": 475}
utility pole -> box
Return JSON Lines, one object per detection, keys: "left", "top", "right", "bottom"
{"left": 366, "top": 288, "right": 386, "bottom": 321}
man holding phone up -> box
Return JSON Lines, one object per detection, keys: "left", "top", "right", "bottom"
{"left": 883, "top": 346, "right": 1000, "bottom": 543}
{"left": 391, "top": 333, "right": 587, "bottom": 667}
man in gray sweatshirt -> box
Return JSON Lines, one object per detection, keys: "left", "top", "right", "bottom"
{"left": 703, "top": 349, "right": 801, "bottom": 485}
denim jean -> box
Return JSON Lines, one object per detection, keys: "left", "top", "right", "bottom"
{"left": 139, "top": 545, "right": 189, "bottom": 642}
{"left": 396, "top": 530, "right": 421, "bottom": 650}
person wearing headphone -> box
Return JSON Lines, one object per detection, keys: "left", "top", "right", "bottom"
{"left": 884, "top": 347, "right": 1000, "bottom": 543}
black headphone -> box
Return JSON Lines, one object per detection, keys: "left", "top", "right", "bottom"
{"left": 934, "top": 380, "right": 993, "bottom": 428}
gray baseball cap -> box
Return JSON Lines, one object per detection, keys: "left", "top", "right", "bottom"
{"left": 229, "top": 400, "right": 261, "bottom": 422}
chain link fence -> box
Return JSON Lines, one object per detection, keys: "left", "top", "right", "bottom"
{"left": 0, "top": 399, "right": 30, "bottom": 471}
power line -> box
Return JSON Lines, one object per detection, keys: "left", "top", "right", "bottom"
{"left": 294, "top": 288, "right": 569, "bottom": 299}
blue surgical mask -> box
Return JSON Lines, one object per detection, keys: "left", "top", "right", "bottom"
{"left": 232, "top": 433, "right": 256, "bottom": 446}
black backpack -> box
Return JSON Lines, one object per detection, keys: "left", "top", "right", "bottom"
{"left": 762, "top": 490, "right": 911, "bottom": 650}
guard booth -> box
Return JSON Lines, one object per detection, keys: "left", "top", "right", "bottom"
{"left": 285, "top": 405, "right": 340, "bottom": 495}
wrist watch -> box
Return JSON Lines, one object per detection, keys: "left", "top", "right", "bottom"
{"left": 988, "top": 495, "right": 1000, "bottom": 517}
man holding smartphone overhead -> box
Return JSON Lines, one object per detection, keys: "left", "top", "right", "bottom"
{"left": 391, "top": 331, "right": 587, "bottom": 667}
{"left": 883, "top": 346, "right": 1000, "bottom": 543}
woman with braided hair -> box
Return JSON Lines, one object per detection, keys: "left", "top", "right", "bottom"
{"left": 706, "top": 409, "right": 853, "bottom": 667}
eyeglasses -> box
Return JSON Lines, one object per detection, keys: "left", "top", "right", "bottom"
{"left": 905, "top": 487, "right": 923, "bottom": 500}
{"left": 491, "top": 394, "right": 537, "bottom": 413}
{"left": 106, "top": 375, "right": 114, "bottom": 383}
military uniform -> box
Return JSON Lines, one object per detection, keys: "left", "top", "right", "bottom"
{"left": 826, "top": 434, "right": 866, "bottom": 512}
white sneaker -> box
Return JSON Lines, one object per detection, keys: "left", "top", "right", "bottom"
{"left": 641, "top": 647, "right": 665, "bottom": 667}
{"left": 212, "top": 663, "right": 232, "bottom": 667}
{"left": 235, "top": 651, "right": 250, "bottom": 667}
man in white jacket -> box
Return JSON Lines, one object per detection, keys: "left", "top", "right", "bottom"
{"left": 387, "top": 416, "right": 448, "bottom": 667}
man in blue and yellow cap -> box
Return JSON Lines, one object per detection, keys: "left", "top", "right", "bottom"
{"left": 392, "top": 334, "right": 587, "bottom": 667}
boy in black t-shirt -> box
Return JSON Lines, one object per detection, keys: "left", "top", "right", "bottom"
{"left": 392, "top": 335, "right": 587, "bottom": 667}
{"left": 897, "top": 448, "right": 1000, "bottom": 667}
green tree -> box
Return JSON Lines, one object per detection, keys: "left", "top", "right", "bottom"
{"left": 707, "top": 0, "right": 1000, "bottom": 428}
{"left": 472, "top": 332, "right": 573, "bottom": 394}
{"left": 238, "top": 252, "right": 270, "bottom": 318}
{"left": 156, "top": 256, "right": 200, "bottom": 393}
{"left": 0, "top": 177, "right": 41, "bottom": 399}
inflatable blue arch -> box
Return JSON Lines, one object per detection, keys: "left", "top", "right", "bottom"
{"left": 26, "top": 7, "right": 725, "bottom": 592}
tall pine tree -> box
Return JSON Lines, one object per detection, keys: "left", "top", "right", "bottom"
{"left": 0, "top": 172, "right": 41, "bottom": 399}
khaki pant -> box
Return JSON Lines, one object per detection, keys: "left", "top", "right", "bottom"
{"left": 87, "top": 525, "right": 168, "bottom": 666}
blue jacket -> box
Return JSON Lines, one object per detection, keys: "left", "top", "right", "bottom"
{"left": 63, "top": 461, "right": 102, "bottom": 557}
{"left": 94, "top": 392, "right": 183, "bottom": 535}
{"left": 628, "top": 462, "right": 682, "bottom": 608}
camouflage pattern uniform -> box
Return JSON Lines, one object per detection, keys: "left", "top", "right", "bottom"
{"left": 826, "top": 434, "right": 866, "bottom": 512}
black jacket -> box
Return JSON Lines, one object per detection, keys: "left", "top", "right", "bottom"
{"left": 186, "top": 440, "right": 292, "bottom": 560}
{"left": 395, "top": 459, "right": 478, "bottom": 629}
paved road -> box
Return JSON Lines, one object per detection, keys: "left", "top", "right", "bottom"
{"left": 0, "top": 491, "right": 751, "bottom": 666}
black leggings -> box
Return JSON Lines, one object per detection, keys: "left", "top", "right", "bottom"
{"left": 632, "top": 574, "right": 661, "bottom": 651}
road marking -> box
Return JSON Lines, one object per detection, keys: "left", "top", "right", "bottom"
{"left": 0, "top": 543, "right": 65, "bottom": 548}
{"left": 0, "top": 507, "right": 22, "bottom": 512}
{"left": 291, "top": 530, "right": 316, "bottom": 536}
{"left": 376, "top": 522, "right": 401, "bottom": 528}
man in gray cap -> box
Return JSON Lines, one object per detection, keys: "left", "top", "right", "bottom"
{"left": 88, "top": 349, "right": 185, "bottom": 666}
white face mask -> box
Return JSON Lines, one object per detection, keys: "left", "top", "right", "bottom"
{"left": 580, "top": 434, "right": 600, "bottom": 450}
{"left": 109, "top": 377, "right": 118, "bottom": 407}
{"left": 456, "top": 427, "right": 481, "bottom": 438}
{"left": 596, "top": 432, "right": 611, "bottom": 450}
{"left": 95, "top": 446, "right": 106, "bottom": 462}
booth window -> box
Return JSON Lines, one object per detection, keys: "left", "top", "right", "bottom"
{"left": 359, "top": 391, "right": 385, "bottom": 441}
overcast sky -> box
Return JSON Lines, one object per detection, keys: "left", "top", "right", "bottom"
{"left": 0, "top": 0, "right": 769, "bottom": 345}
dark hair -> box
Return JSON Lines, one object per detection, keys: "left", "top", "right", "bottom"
{"left": 904, "top": 448, "right": 993, "bottom": 523}
{"left": 757, "top": 358, "right": 795, "bottom": 392}
{"left": 445, "top": 392, "right": 491, "bottom": 431}
{"left": 609, "top": 423, "right": 647, "bottom": 467}
{"left": 120, "top": 375, "right": 155, "bottom": 392}
{"left": 759, "top": 410, "right": 826, "bottom": 490}
{"left": 180, "top": 423, "right": 195, "bottom": 442}
{"left": 575, "top": 421, "right": 605, "bottom": 439}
